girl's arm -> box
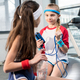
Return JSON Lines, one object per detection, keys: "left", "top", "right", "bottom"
{"left": 55, "top": 30, "right": 68, "bottom": 54}
{"left": 3, "top": 35, "right": 47, "bottom": 73}
{"left": 3, "top": 35, "right": 22, "bottom": 73}
{"left": 58, "top": 44, "right": 68, "bottom": 54}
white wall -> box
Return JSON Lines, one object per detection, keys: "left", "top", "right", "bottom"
{"left": 0, "top": 33, "right": 9, "bottom": 62}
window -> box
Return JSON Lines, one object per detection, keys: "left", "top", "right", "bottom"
{"left": 0, "top": 0, "right": 20, "bottom": 31}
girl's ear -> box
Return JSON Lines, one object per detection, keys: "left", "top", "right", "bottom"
{"left": 58, "top": 14, "right": 61, "bottom": 18}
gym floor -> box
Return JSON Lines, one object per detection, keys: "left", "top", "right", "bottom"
{"left": 0, "top": 65, "right": 8, "bottom": 80}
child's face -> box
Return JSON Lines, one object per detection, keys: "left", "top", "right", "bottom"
{"left": 45, "top": 9, "right": 60, "bottom": 26}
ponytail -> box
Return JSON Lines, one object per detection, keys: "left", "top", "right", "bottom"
{"left": 19, "top": 6, "right": 36, "bottom": 60}
{"left": 13, "top": 5, "right": 20, "bottom": 28}
{"left": 56, "top": 18, "right": 60, "bottom": 31}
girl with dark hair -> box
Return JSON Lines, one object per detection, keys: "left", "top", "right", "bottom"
{"left": 3, "top": 1, "right": 47, "bottom": 80}
{"left": 37, "top": 3, "right": 69, "bottom": 77}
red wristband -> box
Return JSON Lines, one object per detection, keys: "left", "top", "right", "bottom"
{"left": 21, "top": 59, "right": 31, "bottom": 70}
{"left": 34, "top": 72, "right": 37, "bottom": 76}
{"left": 42, "top": 43, "right": 45, "bottom": 54}
{"left": 42, "top": 51, "right": 45, "bottom": 54}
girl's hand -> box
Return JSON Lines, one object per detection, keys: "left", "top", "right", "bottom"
{"left": 55, "top": 30, "right": 62, "bottom": 41}
{"left": 36, "top": 39, "right": 43, "bottom": 48}
{"left": 29, "top": 48, "right": 47, "bottom": 65}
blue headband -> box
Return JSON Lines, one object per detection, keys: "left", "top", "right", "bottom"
{"left": 44, "top": 9, "right": 60, "bottom": 15}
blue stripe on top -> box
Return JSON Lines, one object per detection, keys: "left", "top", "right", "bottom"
{"left": 44, "top": 9, "right": 60, "bottom": 15}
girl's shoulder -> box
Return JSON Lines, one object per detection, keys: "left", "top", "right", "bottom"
{"left": 15, "top": 35, "right": 21, "bottom": 41}
{"left": 60, "top": 25, "right": 67, "bottom": 30}
{"left": 14, "top": 35, "right": 21, "bottom": 46}
{"left": 11, "top": 35, "right": 21, "bottom": 53}
{"left": 40, "top": 26, "right": 47, "bottom": 35}
{"left": 60, "top": 25, "right": 68, "bottom": 33}
{"left": 16, "top": 35, "right": 21, "bottom": 39}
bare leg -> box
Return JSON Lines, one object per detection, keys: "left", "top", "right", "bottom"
{"left": 40, "top": 61, "right": 53, "bottom": 76}
{"left": 51, "top": 61, "right": 67, "bottom": 77}
{"left": 20, "top": 79, "right": 27, "bottom": 80}
{"left": 47, "top": 62, "right": 53, "bottom": 76}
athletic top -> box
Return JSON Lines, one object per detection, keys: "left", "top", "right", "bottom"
{"left": 40, "top": 25, "right": 69, "bottom": 64}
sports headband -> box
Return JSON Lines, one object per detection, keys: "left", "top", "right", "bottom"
{"left": 44, "top": 9, "right": 60, "bottom": 15}
{"left": 19, "top": 5, "right": 42, "bottom": 20}
{"left": 33, "top": 5, "right": 42, "bottom": 20}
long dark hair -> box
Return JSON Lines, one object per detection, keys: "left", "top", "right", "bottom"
{"left": 6, "top": 1, "right": 39, "bottom": 61}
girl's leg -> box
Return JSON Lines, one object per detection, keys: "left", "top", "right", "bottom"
{"left": 51, "top": 61, "right": 67, "bottom": 77}
{"left": 40, "top": 61, "right": 53, "bottom": 76}
{"left": 47, "top": 62, "right": 53, "bottom": 76}
{"left": 20, "top": 79, "right": 27, "bottom": 80}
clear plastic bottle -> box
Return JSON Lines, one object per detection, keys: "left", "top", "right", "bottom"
{"left": 37, "top": 60, "right": 48, "bottom": 80}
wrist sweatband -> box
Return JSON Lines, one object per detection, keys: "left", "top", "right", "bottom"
{"left": 34, "top": 72, "right": 37, "bottom": 76}
{"left": 37, "top": 47, "right": 45, "bottom": 54}
{"left": 38, "top": 47, "right": 42, "bottom": 51}
{"left": 57, "top": 39, "right": 64, "bottom": 47}
{"left": 21, "top": 59, "right": 31, "bottom": 70}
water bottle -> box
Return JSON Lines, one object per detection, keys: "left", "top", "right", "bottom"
{"left": 37, "top": 60, "right": 48, "bottom": 80}
{"left": 35, "top": 32, "right": 48, "bottom": 80}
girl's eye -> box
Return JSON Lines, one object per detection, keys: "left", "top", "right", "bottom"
{"left": 45, "top": 14, "right": 48, "bottom": 17}
{"left": 51, "top": 14, "right": 55, "bottom": 16}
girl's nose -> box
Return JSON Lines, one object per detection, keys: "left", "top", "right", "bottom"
{"left": 48, "top": 16, "right": 52, "bottom": 20}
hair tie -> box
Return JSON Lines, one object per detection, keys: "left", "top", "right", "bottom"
{"left": 19, "top": 16, "right": 21, "bottom": 19}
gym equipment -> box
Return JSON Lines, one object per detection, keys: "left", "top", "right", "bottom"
{"left": 64, "top": 57, "right": 80, "bottom": 80}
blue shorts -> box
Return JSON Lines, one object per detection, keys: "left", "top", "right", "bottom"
{"left": 8, "top": 68, "right": 35, "bottom": 80}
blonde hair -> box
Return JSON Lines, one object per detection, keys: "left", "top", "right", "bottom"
{"left": 47, "top": 3, "right": 60, "bottom": 31}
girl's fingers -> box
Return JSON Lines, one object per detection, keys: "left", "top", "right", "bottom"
{"left": 55, "top": 30, "right": 62, "bottom": 40}
{"left": 41, "top": 55, "right": 48, "bottom": 61}
{"left": 37, "top": 39, "right": 41, "bottom": 42}
{"left": 38, "top": 41, "right": 43, "bottom": 46}
{"left": 35, "top": 48, "right": 47, "bottom": 61}
{"left": 37, "top": 39, "right": 43, "bottom": 48}
{"left": 40, "top": 48, "right": 46, "bottom": 53}
{"left": 37, "top": 39, "right": 43, "bottom": 43}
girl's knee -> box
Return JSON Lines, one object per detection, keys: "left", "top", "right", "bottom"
{"left": 19, "top": 78, "right": 28, "bottom": 80}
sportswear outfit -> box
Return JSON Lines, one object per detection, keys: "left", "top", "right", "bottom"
{"left": 8, "top": 68, "right": 35, "bottom": 80}
{"left": 40, "top": 25, "right": 69, "bottom": 65}
{"left": 8, "top": 60, "right": 35, "bottom": 80}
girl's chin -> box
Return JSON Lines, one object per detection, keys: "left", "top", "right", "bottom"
{"left": 48, "top": 23, "right": 54, "bottom": 25}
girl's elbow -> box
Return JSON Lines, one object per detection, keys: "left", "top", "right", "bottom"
{"left": 64, "top": 49, "right": 68, "bottom": 54}
{"left": 3, "top": 66, "right": 9, "bottom": 73}
{"left": 63, "top": 46, "right": 68, "bottom": 54}
{"left": 3, "top": 67, "right": 7, "bottom": 73}
{"left": 64, "top": 51, "right": 67, "bottom": 54}
{"left": 3, "top": 67, "right": 6, "bottom": 73}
